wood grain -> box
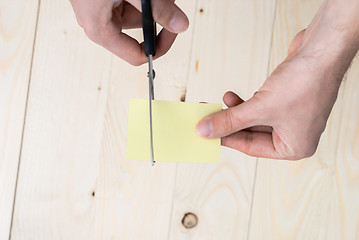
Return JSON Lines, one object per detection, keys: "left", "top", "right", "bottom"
{"left": 10, "top": 0, "right": 112, "bottom": 239}
{"left": 90, "top": 1, "right": 199, "bottom": 238}
{"left": 334, "top": 57, "right": 359, "bottom": 239}
{"left": 7, "top": 0, "right": 359, "bottom": 239}
{"left": 0, "top": 0, "right": 39, "bottom": 239}
{"left": 249, "top": 0, "right": 359, "bottom": 239}
{"left": 169, "top": 1, "right": 276, "bottom": 239}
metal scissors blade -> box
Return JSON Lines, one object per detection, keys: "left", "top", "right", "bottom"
{"left": 148, "top": 55, "right": 155, "bottom": 166}
{"left": 141, "top": 0, "right": 156, "bottom": 166}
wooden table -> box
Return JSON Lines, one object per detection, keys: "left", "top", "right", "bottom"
{"left": 1, "top": 0, "right": 358, "bottom": 239}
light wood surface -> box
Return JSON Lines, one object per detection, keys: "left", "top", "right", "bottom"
{"left": 334, "top": 55, "right": 359, "bottom": 240}
{"left": 249, "top": 0, "right": 359, "bottom": 239}
{"left": 89, "top": 1, "right": 198, "bottom": 238}
{"left": 0, "top": 1, "right": 39, "bottom": 239}
{"left": 10, "top": 1, "right": 112, "bottom": 239}
{"left": 1, "top": 0, "right": 359, "bottom": 239}
{"left": 169, "top": 1, "right": 276, "bottom": 239}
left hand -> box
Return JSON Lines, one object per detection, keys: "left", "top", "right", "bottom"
{"left": 70, "top": 0, "right": 189, "bottom": 66}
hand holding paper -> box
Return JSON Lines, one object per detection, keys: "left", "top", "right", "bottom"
{"left": 126, "top": 99, "right": 222, "bottom": 163}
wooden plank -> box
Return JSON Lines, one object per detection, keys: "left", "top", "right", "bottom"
{"left": 90, "top": 1, "right": 199, "bottom": 238}
{"left": 11, "top": 0, "right": 198, "bottom": 239}
{"left": 10, "top": 0, "right": 112, "bottom": 239}
{"left": 169, "top": 1, "right": 276, "bottom": 239}
{"left": 248, "top": 0, "right": 359, "bottom": 239}
{"left": 334, "top": 57, "right": 359, "bottom": 239}
{"left": 0, "top": 0, "right": 39, "bottom": 239}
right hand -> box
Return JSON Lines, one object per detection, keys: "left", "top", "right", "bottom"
{"left": 70, "top": 0, "right": 189, "bottom": 66}
{"left": 196, "top": 29, "right": 351, "bottom": 160}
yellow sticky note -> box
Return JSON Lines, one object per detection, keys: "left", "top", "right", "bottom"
{"left": 126, "top": 99, "right": 222, "bottom": 162}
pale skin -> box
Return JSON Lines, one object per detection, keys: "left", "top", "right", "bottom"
{"left": 70, "top": 0, "right": 359, "bottom": 160}
{"left": 69, "top": 0, "right": 189, "bottom": 66}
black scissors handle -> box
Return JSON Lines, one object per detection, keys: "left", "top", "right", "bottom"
{"left": 141, "top": 0, "right": 156, "bottom": 56}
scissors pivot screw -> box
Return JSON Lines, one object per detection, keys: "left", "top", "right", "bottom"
{"left": 147, "top": 70, "right": 156, "bottom": 79}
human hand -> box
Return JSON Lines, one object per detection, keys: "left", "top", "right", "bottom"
{"left": 70, "top": 0, "right": 189, "bottom": 66}
{"left": 196, "top": 26, "right": 357, "bottom": 160}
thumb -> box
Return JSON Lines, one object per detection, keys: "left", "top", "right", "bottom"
{"left": 126, "top": 0, "right": 189, "bottom": 33}
{"left": 151, "top": 0, "right": 189, "bottom": 33}
{"left": 196, "top": 99, "right": 260, "bottom": 138}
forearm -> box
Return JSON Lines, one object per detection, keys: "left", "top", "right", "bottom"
{"left": 298, "top": 0, "right": 359, "bottom": 80}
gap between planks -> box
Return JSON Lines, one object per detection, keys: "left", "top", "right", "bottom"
{"left": 166, "top": 0, "right": 200, "bottom": 238}
{"left": 8, "top": 1, "right": 41, "bottom": 239}
{"left": 246, "top": 0, "right": 278, "bottom": 239}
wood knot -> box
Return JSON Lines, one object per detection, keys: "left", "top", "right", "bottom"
{"left": 182, "top": 212, "right": 198, "bottom": 229}
{"left": 180, "top": 94, "right": 186, "bottom": 102}
{"left": 92, "top": 191, "right": 95, "bottom": 197}
{"left": 199, "top": 8, "right": 204, "bottom": 13}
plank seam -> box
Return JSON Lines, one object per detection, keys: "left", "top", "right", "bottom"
{"left": 246, "top": 1, "right": 278, "bottom": 239}
{"left": 166, "top": 163, "right": 178, "bottom": 240}
{"left": 182, "top": 0, "right": 201, "bottom": 102}
{"left": 246, "top": 158, "right": 259, "bottom": 240}
{"left": 334, "top": 71, "right": 349, "bottom": 157}
{"left": 166, "top": 1, "right": 200, "bottom": 238}
{"left": 8, "top": 1, "right": 41, "bottom": 239}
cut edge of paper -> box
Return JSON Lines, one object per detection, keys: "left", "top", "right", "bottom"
{"left": 126, "top": 99, "right": 222, "bottom": 163}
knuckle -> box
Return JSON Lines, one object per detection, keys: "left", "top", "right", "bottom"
{"left": 221, "top": 108, "right": 248, "bottom": 135}
{"left": 129, "top": 54, "right": 148, "bottom": 66}
{"left": 77, "top": 17, "right": 91, "bottom": 31}
{"left": 223, "top": 110, "right": 235, "bottom": 133}
{"left": 83, "top": 23, "right": 101, "bottom": 41}
{"left": 285, "top": 143, "right": 317, "bottom": 160}
{"left": 76, "top": 18, "right": 85, "bottom": 29}
{"left": 74, "top": 14, "right": 87, "bottom": 29}
{"left": 152, "top": 4, "right": 174, "bottom": 24}
{"left": 152, "top": 8, "right": 166, "bottom": 22}
{"left": 81, "top": 20, "right": 110, "bottom": 45}
{"left": 129, "top": 59, "right": 144, "bottom": 66}
{"left": 229, "top": 108, "right": 247, "bottom": 129}
{"left": 300, "top": 145, "right": 317, "bottom": 159}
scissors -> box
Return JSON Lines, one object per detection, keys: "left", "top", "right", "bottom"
{"left": 141, "top": 0, "right": 156, "bottom": 166}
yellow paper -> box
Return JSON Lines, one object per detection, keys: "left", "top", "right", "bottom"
{"left": 126, "top": 99, "right": 222, "bottom": 162}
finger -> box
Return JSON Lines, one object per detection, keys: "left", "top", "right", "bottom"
{"left": 223, "top": 91, "right": 244, "bottom": 108}
{"left": 121, "top": 3, "right": 142, "bottom": 29}
{"left": 196, "top": 98, "right": 263, "bottom": 138}
{"left": 94, "top": 21, "right": 147, "bottom": 66}
{"left": 287, "top": 29, "right": 306, "bottom": 57}
{"left": 114, "top": 5, "right": 177, "bottom": 63}
{"left": 222, "top": 92, "right": 272, "bottom": 133}
{"left": 152, "top": 0, "right": 189, "bottom": 33}
{"left": 127, "top": 0, "right": 189, "bottom": 33}
{"left": 221, "top": 131, "right": 281, "bottom": 159}
{"left": 108, "top": 33, "right": 147, "bottom": 66}
{"left": 137, "top": 28, "right": 177, "bottom": 60}
{"left": 153, "top": 28, "right": 177, "bottom": 59}
{"left": 74, "top": 2, "right": 148, "bottom": 65}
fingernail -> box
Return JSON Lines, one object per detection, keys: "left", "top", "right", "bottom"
{"left": 169, "top": 12, "right": 188, "bottom": 33}
{"left": 196, "top": 118, "right": 213, "bottom": 137}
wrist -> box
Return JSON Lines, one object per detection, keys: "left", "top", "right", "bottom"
{"left": 297, "top": 0, "right": 359, "bottom": 79}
